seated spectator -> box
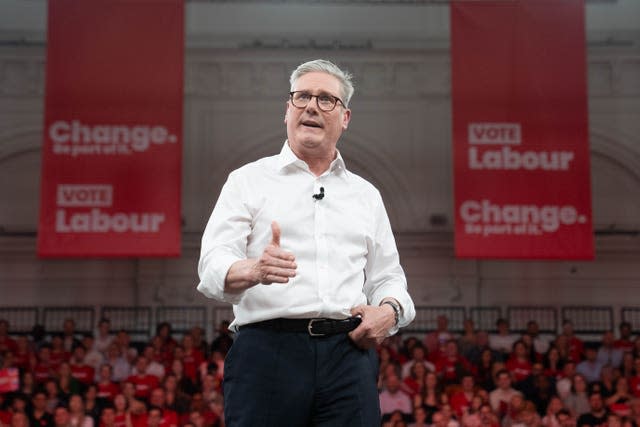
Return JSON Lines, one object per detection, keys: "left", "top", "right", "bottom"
{"left": 180, "top": 334, "right": 204, "bottom": 383}
{"left": 413, "top": 371, "right": 445, "bottom": 421}
{"left": 209, "top": 320, "right": 233, "bottom": 360}
{"left": 402, "top": 360, "right": 428, "bottom": 398}
{"left": 614, "top": 322, "right": 635, "bottom": 353}
{"left": 474, "top": 348, "right": 499, "bottom": 392}
{"left": 99, "top": 405, "right": 117, "bottom": 427}
{"left": 466, "top": 330, "right": 503, "bottom": 367}
{"left": 0, "top": 319, "right": 17, "bottom": 354}
{"left": 84, "top": 385, "right": 101, "bottom": 426}
{"left": 543, "top": 346, "right": 564, "bottom": 380}
{"left": 96, "top": 364, "right": 120, "bottom": 403}
{"left": 489, "top": 369, "right": 522, "bottom": 419}
{"left": 424, "top": 315, "right": 455, "bottom": 357}
{"left": 450, "top": 374, "right": 477, "bottom": 418}
{"left": 68, "top": 393, "right": 94, "bottom": 427}
{"left": 154, "top": 322, "right": 178, "bottom": 363}
{"left": 435, "top": 340, "right": 475, "bottom": 386}
{"left": 458, "top": 319, "right": 478, "bottom": 358}
{"left": 525, "top": 320, "right": 550, "bottom": 355}
{"left": 460, "top": 395, "right": 485, "bottom": 427}
{"left": 148, "top": 387, "right": 179, "bottom": 427}
{"left": 409, "top": 405, "right": 429, "bottom": 427}
{"left": 58, "top": 361, "right": 83, "bottom": 399}
{"left": 44, "top": 379, "right": 61, "bottom": 413}
{"left": 94, "top": 319, "right": 114, "bottom": 357}
{"left": 168, "top": 358, "right": 196, "bottom": 396}
{"left": 53, "top": 405, "right": 72, "bottom": 427}
{"left": 541, "top": 395, "right": 566, "bottom": 427}
{"left": 606, "top": 377, "right": 633, "bottom": 417}
{"left": 629, "top": 398, "right": 640, "bottom": 427}
{"left": 555, "top": 361, "right": 577, "bottom": 400}
{"left": 590, "top": 363, "right": 616, "bottom": 399}
{"left": 576, "top": 344, "right": 605, "bottom": 384}
{"left": 114, "top": 330, "right": 138, "bottom": 364}
{"left": 70, "top": 344, "right": 96, "bottom": 387}
{"left": 597, "top": 331, "right": 624, "bottom": 369}
{"left": 576, "top": 392, "right": 608, "bottom": 427}
{"left": 621, "top": 352, "right": 636, "bottom": 379}
{"left": 163, "top": 373, "right": 192, "bottom": 415}
{"left": 104, "top": 343, "right": 131, "bottom": 383}
{"left": 401, "top": 344, "right": 435, "bottom": 379}
{"left": 113, "top": 393, "right": 133, "bottom": 427}
{"left": 81, "top": 335, "right": 105, "bottom": 373}
{"left": 137, "top": 345, "right": 165, "bottom": 380}
{"left": 501, "top": 394, "right": 527, "bottom": 427}
{"left": 489, "top": 319, "right": 518, "bottom": 360}
{"left": 518, "top": 362, "right": 556, "bottom": 415}
{"left": 380, "top": 373, "right": 413, "bottom": 418}
{"left": 563, "top": 374, "right": 590, "bottom": 418}
{"left": 10, "top": 412, "right": 30, "bottom": 427}
{"left": 29, "top": 390, "right": 54, "bottom": 427}
{"left": 506, "top": 340, "right": 533, "bottom": 384}
{"left": 559, "top": 320, "right": 584, "bottom": 363}
{"left": 13, "top": 336, "right": 34, "bottom": 373}
{"left": 50, "top": 334, "right": 70, "bottom": 371}
{"left": 477, "top": 403, "right": 500, "bottom": 427}
{"left": 62, "top": 318, "right": 81, "bottom": 353}
{"left": 126, "top": 356, "right": 159, "bottom": 401}
{"left": 433, "top": 403, "right": 460, "bottom": 427}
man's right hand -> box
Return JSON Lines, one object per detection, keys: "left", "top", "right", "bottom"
{"left": 224, "top": 221, "right": 297, "bottom": 293}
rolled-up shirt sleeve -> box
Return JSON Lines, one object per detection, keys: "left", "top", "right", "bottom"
{"left": 197, "top": 172, "right": 252, "bottom": 305}
{"left": 363, "top": 192, "right": 416, "bottom": 335}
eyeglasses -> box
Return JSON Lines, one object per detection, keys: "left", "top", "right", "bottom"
{"left": 289, "top": 91, "right": 345, "bottom": 112}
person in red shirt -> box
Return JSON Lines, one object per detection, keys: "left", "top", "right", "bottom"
{"left": 450, "top": 374, "right": 477, "bottom": 418}
{"left": 96, "top": 364, "right": 120, "bottom": 402}
{"left": 126, "top": 356, "right": 159, "bottom": 401}
{"left": 180, "top": 334, "right": 204, "bottom": 383}
{"left": 69, "top": 344, "right": 96, "bottom": 386}
{"left": 33, "top": 345, "right": 55, "bottom": 384}
{"left": 13, "top": 336, "right": 33, "bottom": 373}
{"left": 560, "top": 320, "right": 584, "bottom": 363}
{"left": 435, "top": 339, "right": 475, "bottom": 385}
{"left": 0, "top": 319, "right": 17, "bottom": 354}
{"left": 506, "top": 340, "right": 533, "bottom": 383}
{"left": 49, "top": 334, "right": 70, "bottom": 372}
{"left": 629, "top": 357, "right": 640, "bottom": 398}
{"left": 614, "top": 322, "right": 635, "bottom": 353}
{"left": 148, "top": 387, "right": 179, "bottom": 427}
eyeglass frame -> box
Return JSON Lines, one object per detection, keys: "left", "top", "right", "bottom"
{"left": 288, "top": 91, "right": 346, "bottom": 112}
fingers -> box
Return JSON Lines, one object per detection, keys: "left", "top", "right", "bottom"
{"left": 270, "top": 221, "right": 281, "bottom": 247}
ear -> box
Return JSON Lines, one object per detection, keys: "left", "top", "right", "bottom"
{"left": 341, "top": 108, "right": 351, "bottom": 130}
{"left": 284, "top": 101, "right": 291, "bottom": 124}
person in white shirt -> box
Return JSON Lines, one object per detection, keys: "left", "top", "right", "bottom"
{"left": 197, "top": 59, "right": 415, "bottom": 427}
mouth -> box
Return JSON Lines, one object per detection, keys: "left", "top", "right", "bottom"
{"left": 301, "top": 120, "right": 323, "bottom": 129}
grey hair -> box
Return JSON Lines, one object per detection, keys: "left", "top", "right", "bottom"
{"left": 289, "top": 59, "right": 355, "bottom": 107}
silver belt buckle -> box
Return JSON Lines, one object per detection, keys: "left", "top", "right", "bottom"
{"left": 307, "top": 318, "right": 325, "bottom": 336}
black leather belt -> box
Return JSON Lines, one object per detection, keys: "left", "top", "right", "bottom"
{"left": 240, "top": 317, "right": 362, "bottom": 337}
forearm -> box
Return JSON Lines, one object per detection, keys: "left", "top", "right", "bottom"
{"left": 224, "top": 258, "right": 260, "bottom": 294}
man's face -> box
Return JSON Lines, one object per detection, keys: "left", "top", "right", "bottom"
{"left": 589, "top": 394, "right": 603, "bottom": 412}
{"left": 285, "top": 72, "right": 350, "bottom": 160}
{"left": 54, "top": 407, "right": 70, "bottom": 426}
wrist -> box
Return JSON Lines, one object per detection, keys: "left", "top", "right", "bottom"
{"left": 380, "top": 300, "right": 400, "bottom": 326}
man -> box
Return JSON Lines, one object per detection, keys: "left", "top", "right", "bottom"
{"left": 576, "top": 344, "right": 605, "bottom": 384}
{"left": 424, "top": 314, "right": 454, "bottom": 356}
{"left": 379, "top": 374, "right": 412, "bottom": 418}
{"left": 614, "top": 321, "right": 635, "bottom": 353}
{"left": 576, "top": 392, "right": 608, "bottom": 427}
{"left": 597, "top": 330, "right": 623, "bottom": 368}
{"left": 197, "top": 59, "right": 415, "bottom": 426}
{"left": 489, "top": 369, "right": 522, "bottom": 419}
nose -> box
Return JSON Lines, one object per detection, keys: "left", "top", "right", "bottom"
{"left": 304, "top": 95, "right": 320, "bottom": 113}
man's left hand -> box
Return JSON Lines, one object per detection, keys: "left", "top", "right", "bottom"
{"left": 348, "top": 304, "right": 396, "bottom": 349}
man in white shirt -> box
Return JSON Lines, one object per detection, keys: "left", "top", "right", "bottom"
{"left": 197, "top": 59, "right": 415, "bottom": 427}
{"left": 489, "top": 369, "right": 522, "bottom": 419}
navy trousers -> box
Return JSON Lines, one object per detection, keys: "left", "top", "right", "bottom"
{"left": 223, "top": 327, "right": 381, "bottom": 427}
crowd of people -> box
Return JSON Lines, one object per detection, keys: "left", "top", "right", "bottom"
{"left": 0, "top": 315, "right": 639, "bottom": 427}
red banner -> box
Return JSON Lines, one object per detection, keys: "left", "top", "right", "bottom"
{"left": 451, "top": 0, "right": 594, "bottom": 259}
{"left": 38, "top": 0, "right": 184, "bottom": 257}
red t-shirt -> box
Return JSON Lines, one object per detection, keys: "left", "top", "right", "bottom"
{"left": 450, "top": 391, "right": 473, "bottom": 418}
{"left": 71, "top": 364, "right": 96, "bottom": 385}
{"left": 33, "top": 363, "right": 54, "bottom": 383}
{"left": 97, "top": 381, "right": 120, "bottom": 401}
{"left": 0, "top": 336, "right": 17, "bottom": 354}
{"left": 506, "top": 357, "right": 532, "bottom": 382}
{"left": 182, "top": 349, "right": 204, "bottom": 382}
{"left": 127, "top": 374, "right": 159, "bottom": 399}
{"left": 629, "top": 376, "right": 640, "bottom": 398}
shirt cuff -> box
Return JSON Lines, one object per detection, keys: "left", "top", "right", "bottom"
{"left": 197, "top": 252, "right": 245, "bottom": 305}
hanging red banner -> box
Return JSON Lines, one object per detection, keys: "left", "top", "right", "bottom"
{"left": 38, "top": 0, "right": 184, "bottom": 257}
{"left": 451, "top": 0, "right": 594, "bottom": 259}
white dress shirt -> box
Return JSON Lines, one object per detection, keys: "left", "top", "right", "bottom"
{"left": 197, "top": 141, "right": 415, "bottom": 332}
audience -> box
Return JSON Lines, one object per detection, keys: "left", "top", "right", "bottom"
{"left": 0, "top": 314, "right": 637, "bottom": 427}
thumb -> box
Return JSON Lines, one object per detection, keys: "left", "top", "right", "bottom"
{"left": 270, "top": 221, "right": 281, "bottom": 247}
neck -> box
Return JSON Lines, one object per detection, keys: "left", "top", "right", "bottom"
{"left": 289, "top": 142, "right": 336, "bottom": 176}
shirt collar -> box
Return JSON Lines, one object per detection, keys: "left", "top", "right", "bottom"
{"left": 277, "top": 140, "right": 350, "bottom": 181}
